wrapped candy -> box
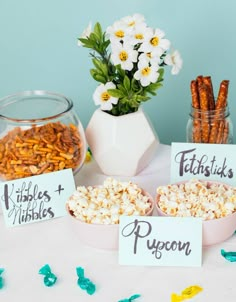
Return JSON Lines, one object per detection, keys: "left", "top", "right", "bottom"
{"left": 118, "top": 294, "right": 141, "bottom": 302}
{"left": 76, "top": 267, "right": 96, "bottom": 295}
{"left": 171, "top": 285, "right": 203, "bottom": 301}
{"left": 221, "top": 249, "right": 236, "bottom": 262}
{"left": 0, "top": 268, "right": 4, "bottom": 289}
{"left": 38, "top": 264, "right": 57, "bottom": 287}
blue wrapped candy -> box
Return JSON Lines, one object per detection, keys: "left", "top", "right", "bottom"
{"left": 76, "top": 267, "right": 96, "bottom": 295}
{"left": 221, "top": 249, "right": 236, "bottom": 262}
{"left": 38, "top": 264, "right": 57, "bottom": 287}
{"left": 118, "top": 294, "right": 141, "bottom": 302}
{"left": 0, "top": 268, "right": 4, "bottom": 289}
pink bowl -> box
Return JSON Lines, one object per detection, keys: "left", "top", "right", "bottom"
{"left": 66, "top": 190, "right": 154, "bottom": 250}
{"left": 156, "top": 180, "right": 236, "bottom": 246}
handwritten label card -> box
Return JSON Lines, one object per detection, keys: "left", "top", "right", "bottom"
{"left": 119, "top": 216, "right": 202, "bottom": 267}
{"left": 171, "top": 142, "right": 236, "bottom": 186}
{"left": 0, "top": 169, "right": 75, "bottom": 227}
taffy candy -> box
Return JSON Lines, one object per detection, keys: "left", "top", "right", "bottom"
{"left": 171, "top": 285, "right": 203, "bottom": 301}
{"left": 0, "top": 268, "right": 4, "bottom": 289}
{"left": 221, "top": 249, "right": 236, "bottom": 262}
{"left": 118, "top": 294, "right": 141, "bottom": 302}
{"left": 76, "top": 267, "right": 96, "bottom": 295}
{"left": 38, "top": 264, "right": 57, "bottom": 287}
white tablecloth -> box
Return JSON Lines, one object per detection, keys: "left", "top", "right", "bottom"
{"left": 0, "top": 144, "right": 236, "bottom": 302}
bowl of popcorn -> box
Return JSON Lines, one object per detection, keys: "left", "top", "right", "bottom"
{"left": 156, "top": 179, "right": 236, "bottom": 246}
{"left": 66, "top": 178, "right": 154, "bottom": 250}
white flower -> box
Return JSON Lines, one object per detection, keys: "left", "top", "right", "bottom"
{"left": 138, "top": 52, "right": 161, "bottom": 66}
{"left": 164, "top": 50, "right": 183, "bottom": 75}
{"left": 111, "top": 41, "right": 138, "bottom": 71}
{"left": 128, "top": 23, "right": 152, "bottom": 46}
{"left": 120, "top": 13, "right": 146, "bottom": 29}
{"left": 106, "top": 20, "right": 132, "bottom": 43}
{"left": 134, "top": 60, "right": 159, "bottom": 87}
{"left": 139, "top": 28, "right": 170, "bottom": 56}
{"left": 93, "top": 82, "right": 118, "bottom": 110}
{"left": 77, "top": 22, "right": 92, "bottom": 46}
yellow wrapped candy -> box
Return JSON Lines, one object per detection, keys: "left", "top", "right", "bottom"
{"left": 171, "top": 285, "right": 203, "bottom": 301}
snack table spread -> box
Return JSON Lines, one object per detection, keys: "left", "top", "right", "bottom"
{"left": 0, "top": 144, "right": 236, "bottom": 302}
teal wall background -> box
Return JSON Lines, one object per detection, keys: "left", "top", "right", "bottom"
{"left": 0, "top": 0, "right": 235, "bottom": 145}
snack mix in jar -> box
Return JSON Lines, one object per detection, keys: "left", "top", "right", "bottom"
{"left": 0, "top": 91, "right": 86, "bottom": 180}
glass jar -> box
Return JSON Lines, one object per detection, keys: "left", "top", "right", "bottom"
{"left": 186, "top": 105, "right": 233, "bottom": 144}
{"left": 0, "top": 90, "right": 87, "bottom": 181}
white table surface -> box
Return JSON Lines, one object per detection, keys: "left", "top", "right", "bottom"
{"left": 0, "top": 144, "right": 236, "bottom": 302}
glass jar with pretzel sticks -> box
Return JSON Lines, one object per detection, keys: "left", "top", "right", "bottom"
{"left": 186, "top": 105, "right": 233, "bottom": 144}
{"left": 0, "top": 90, "right": 87, "bottom": 181}
{"left": 186, "top": 75, "right": 233, "bottom": 144}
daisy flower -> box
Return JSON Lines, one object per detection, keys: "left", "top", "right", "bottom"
{"left": 139, "top": 28, "right": 170, "bottom": 56}
{"left": 164, "top": 50, "right": 183, "bottom": 75}
{"left": 77, "top": 22, "right": 92, "bottom": 46}
{"left": 106, "top": 20, "right": 132, "bottom": 43}
{"left": 138, "top": 52, "right": 161, "bottom": 66}
{"left": 121, "top": 13, "right": 146, "bottom": 29}
{"left": 128, "top": 23, "right": 153, "bottom": 46}
{"left": 93, "top": 82, "right": 118, "bottom": 111}
{"left": 111, "top": 41, "right": 138, "bottom": 71}
{"left": 134, "top": 60, "right": 159, "bottom": 87}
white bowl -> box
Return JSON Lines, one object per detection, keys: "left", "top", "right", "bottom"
{"left": 66, "top": 189, "right": 154, "bottom": 250}
{"left": 156, "top": 180, "right": 236, "bottom": 246}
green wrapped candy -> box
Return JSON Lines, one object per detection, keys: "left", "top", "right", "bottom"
{"left": 39, "top": 264, "right": 57, "bottom": 287}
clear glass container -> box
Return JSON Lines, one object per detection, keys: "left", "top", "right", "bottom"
{"left": 186, "top": 105, "right": 233, "bottom": 144}
{"left": 0, "top": 90, "right": 87, "bottom": 181}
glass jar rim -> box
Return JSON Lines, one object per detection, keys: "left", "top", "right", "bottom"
{"left": 0, "top": 90, "right": 73, "bottom": 123}
{"left": 190, "top": 104, "right": 230, "bottom": 118}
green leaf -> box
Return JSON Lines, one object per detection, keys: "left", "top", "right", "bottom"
{"left": 89, "top": 32, "right": 99, "bottom": 43}
{"left": 90, "top": 69, "right": 107, "bottom": 83}
{"left": 93, "top": 22, "right": 103, "bottom": 40}
{"left": 123, "top": 75, "right": 131, "bottom": 92}
{"left": 115, "top": 64, "right": 126, "bottom": 78}
{"left": 117, "top": 84, "right": 127, "bottom": 94}
{"left": 147, "top": 82, "right": 163, "bottom": 91}
{"left": 78, "top": 38, "right": 94, "bottom": 48}
{"left": 92, "top": 58, "right": 108, "bottom": 76}
{"left": 107, "top": 88, "right": 125, "bottom": 98}
{"left": 158, "top": 68, "right": 164, "bottom": 81}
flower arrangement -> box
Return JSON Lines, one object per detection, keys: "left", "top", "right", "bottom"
{"left": 78, "top": 13, "right": 182, "bottom": 116}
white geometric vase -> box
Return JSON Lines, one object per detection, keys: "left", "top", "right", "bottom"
{"left": 85, "top": 107, "right": 159, "bottom": 176}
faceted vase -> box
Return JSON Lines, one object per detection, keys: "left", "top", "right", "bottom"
{"left": 85, "top": 107, "right": 159, "bottom": 176}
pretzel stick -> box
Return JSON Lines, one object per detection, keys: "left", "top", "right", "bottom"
{"left": 209, "top": 80, "right": 229, "bottom": 143}
{"left": 203, "top": 76, "right": 215, "bottom": 110}
{"left": 215, "top": 80, "right": 229, "bottom": 110}
{"left": 199, "top": 83, "right": 210, "bottom": 143}
{"left": 190, "top": 80, "right": 201, "bottom": 142}
{"left": 216, "top": 121, "right": 224, "bottom": 144}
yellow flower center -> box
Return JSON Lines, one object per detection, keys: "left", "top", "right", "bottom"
{"left": 119, "top": 51, "right": 128, "bottom": 61}
{"left": 115, "top": 30, "right": 125, "bottom": 38}
{"left": 147, "top": 52, "right": 152, "bottom": 58}
{"left": 101, "top": 92, "right": 110, "bottom": 102}
{"left": 141, "top": 67, "right": 151, "bottom": 76}
{"left": 128, "top": 21, "right": 135, "bottom": 27}
{"left": 150, "top": 36, "right": 159, "bottom": 46}
{"left": 135, "top": 33, "right": 144, "bottom": 40}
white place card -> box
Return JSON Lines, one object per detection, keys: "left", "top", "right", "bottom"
{"left": 171, "top": 142, "right": 236, "bottom": 185}
{"left": 0, "top": 169, "right": 75, "bottom": 227}
{"left": 119, "top": 216, "right": 202, "bottom": 267}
